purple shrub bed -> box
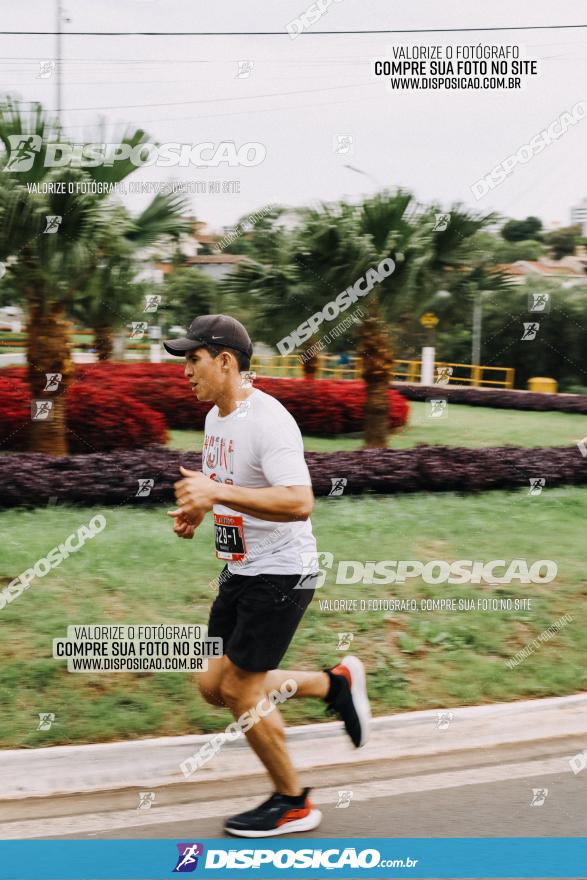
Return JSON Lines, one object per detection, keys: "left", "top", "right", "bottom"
{"left": 395, "top": 383, "right": 587, "bottom": 414}
{"left": 0, "top": 445, "right": 585, "bottom": 508}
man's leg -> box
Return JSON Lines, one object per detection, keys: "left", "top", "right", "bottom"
{"left": 220, "top": 658, "right": 303, "bottom": 796}
{"left": 197, "top": 655, "right": 229, "bottom": 707}
{"left": 263, "top": 667, "right": 328, "bottom": 699}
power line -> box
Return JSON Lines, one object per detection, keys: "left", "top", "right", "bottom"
{"left": 0, "top": 24, "right": 586, "bottom": 36}
{"left": 15, "top": 81, "right": 374, "bottom": 113}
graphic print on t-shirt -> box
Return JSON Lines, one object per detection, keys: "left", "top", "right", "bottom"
{"left": 203, "top": 433, "right": 244, "bottom": 559}
{"left": 203, "top": 434, "right": 234, "bottom": 482}
{"left": 201, "top": 389, "right": 317, "bottom": 575}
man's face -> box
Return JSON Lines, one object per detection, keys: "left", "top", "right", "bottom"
{"left": 184, "top": 347, "right": 226, "bottom": 401}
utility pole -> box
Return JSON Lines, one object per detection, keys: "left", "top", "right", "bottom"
{"left": 472, "top": 291, "right": 483, "bottom": 366}
{"left": 56, "top": 0, "right": 63, "bottom": 129}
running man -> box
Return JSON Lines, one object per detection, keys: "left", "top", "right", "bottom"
{"left": 164, "top": 314, "right": 371, "bottom": 837}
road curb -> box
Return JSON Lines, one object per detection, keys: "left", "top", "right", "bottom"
{"left": 2, "top": 693, "right": 586, "bottom": 800}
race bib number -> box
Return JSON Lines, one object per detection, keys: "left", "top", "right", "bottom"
{"left": 214, "top": 513, "right": 247, "bottom": 561}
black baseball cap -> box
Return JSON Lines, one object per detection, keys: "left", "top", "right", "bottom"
{"left": 163, "top": 314, "right": 253, "bottom": 359}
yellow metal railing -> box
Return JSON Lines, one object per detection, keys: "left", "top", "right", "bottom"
{"left": 250, "top": 355, "right": 515, "bottom": 389}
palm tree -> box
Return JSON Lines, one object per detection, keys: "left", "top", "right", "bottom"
{"left": 76, "top": 195, "right": 191, "bottom": 360}
{"left": 228, "top": 192, "right": 497, "bottom": 444}
{"left": 319, "top": 194, "right": 496, "bottom": 445}
{"left": 0, "top": 97, "right": 188, "bottom": 453}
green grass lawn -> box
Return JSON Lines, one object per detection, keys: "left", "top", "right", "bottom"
{"left": 1, "top": 488, "right": 585, "bottom": 748}
{"left": 168, "top": 402, "right": 587, "bottom": 452}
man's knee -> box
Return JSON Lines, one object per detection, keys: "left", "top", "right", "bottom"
{"left": 220, "top": 668, "right": 261, "bottom": 708}
{"left": 198, "top": 676, "right": 225, "bottom": 707}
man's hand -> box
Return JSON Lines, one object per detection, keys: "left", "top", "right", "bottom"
{"left": 167, "top": 509, "right": 202, "bottom": 539}
{"left": 174, "top": 466, "right": 218, "bottom": 519}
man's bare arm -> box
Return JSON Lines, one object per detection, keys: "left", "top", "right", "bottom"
{"left": 215, "top": 484, "right": 314, "bottom": 522}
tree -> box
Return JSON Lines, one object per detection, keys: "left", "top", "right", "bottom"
{"left": 164, "top": 268, "right": 221, "bottom": 328}
{"left": 543, "top": 225, "right": 582, "bottom": 260}
{"left": 501, "top": 216, "right": 543, "bottom": 242}
{"left": 75, "top": 195, "right": 190, "bottom": 360}
{"left": 0, "top": 97, "right": 187, "bottom": 453}
{"left": 226, "top": 192, "right": 495, "bottom": 446}
{"left": 313, "top": 194, "right": 496, "bottom": 446}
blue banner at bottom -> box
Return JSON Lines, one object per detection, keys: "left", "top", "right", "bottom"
{"left": 0, "top": 838, "right": 585, "bottom": 879}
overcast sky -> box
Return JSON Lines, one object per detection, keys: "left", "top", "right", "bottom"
{"left": 2, "top": 0, "right": 585, "bottom": 231}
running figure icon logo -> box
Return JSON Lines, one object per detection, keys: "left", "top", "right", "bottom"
{"left": 530, "top": 788, "right": 548, "bottom": 807}
{"left": 173, "top": 843, "right": 204, "bottom": 872}
{"left": 37, "top": 712, "right": 56, "bottom": 730}
{"left": 528, "top": 477, "right": 546, "bottom": 496}
{"left": 528, "top": 292, "right": 550, "bottom": 313}
{"left": 521, "top": 322, "right": 540, "bottom": 341}
{"left": 329, "top": 477, "right": 347, "bottom": 496}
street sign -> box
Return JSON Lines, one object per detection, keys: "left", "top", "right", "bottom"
{"left": 420, "top": 312, "right": 439, "bottom": 329}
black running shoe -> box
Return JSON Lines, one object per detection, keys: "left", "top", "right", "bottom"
{"left": 325, "top": 655, "right": 371, "bottom": 747}
{"left": 224, "top": 787, "right": 322, "bottom": 838}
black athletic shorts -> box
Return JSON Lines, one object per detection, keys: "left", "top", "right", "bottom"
{"left": 207, "top": 566, "right": 317, "bottom": 673}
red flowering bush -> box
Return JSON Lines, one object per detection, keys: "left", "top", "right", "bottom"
{"left": 0, "top": 364, "right": 409, "bottom": 450}
{"left": 66, "top": 383, "right": 167, "bottom": 453}
{"left": 0, "top": 374, "right": 166, "bottom": 453}
{"left": 0, "top": 376, "right": 29, "bottom": 448}
{"left": 71, "top": 365, "right": 410, "bottom": 435}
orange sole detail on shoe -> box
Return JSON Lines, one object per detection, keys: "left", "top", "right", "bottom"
{"left": 276, "top": 805, "right": 312, "bottom": 826}
{"left": 330, "top": 664, "right": 352, "bottom": 686}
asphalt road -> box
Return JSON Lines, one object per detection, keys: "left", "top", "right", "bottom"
{"left": 2, "top": 742, "right": 584, "bottom": 841}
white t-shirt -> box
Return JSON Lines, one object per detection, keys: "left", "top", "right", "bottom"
{"left": 202, "top": 388, "right": 317, "bottom": 576}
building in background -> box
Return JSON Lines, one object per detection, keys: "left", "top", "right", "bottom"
{"left": 571, "top": 198, "right": 587, "bottom": 236}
